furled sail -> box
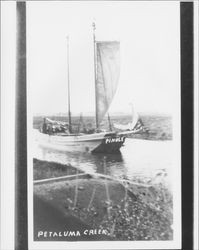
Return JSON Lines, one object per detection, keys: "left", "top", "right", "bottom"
{"left": 96, "top": 41, "right": 120, "bottom": 126}
{"left": 45, "top": 118, "right": 68, "bottom": 126}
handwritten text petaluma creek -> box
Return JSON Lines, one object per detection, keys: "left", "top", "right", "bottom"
{"left": 37, "top": 229, "right": 109, "bottom": 238}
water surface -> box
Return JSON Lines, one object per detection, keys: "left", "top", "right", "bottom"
{"left": 34, "top": 138, "right": 173, "bottom": 186}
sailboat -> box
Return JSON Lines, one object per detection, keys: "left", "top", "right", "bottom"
{"left": 36, "top": 23, "right": 143, "bottom": 153}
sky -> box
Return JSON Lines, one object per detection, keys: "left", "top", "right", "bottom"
{"left": 27, "top": 1, "right": 180, "bottom": 116}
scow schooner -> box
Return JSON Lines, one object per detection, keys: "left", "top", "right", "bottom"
{"left": 36, "top": 23, "right": 144, "bottom": 153}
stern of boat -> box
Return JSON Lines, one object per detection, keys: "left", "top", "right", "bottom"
{"left": 92, "top": 133, "right": 125, "bottom": 153}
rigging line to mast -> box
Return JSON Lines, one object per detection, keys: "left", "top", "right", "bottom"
{"left": 67, "top": 35, "right": 72, "bottom": 133}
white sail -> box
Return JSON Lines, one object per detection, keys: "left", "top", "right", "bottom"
{"left": 96, "top": 41, "right": 120, "bottom": 125}
{"left": 129, "top": 102, "right": 139, "bottom": 129}
{"left": 114, "top": 103, "right": 142, "bottom": 132}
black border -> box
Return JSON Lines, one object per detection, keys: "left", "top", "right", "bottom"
{"left": 15, "top": 2, "right": 28, "bottom": 250}
{"left": 181, "top": 2, "right": 194, "bottom": 250}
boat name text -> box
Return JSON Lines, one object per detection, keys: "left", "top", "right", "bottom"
{"left": 105, "top": 137, "right": 124, "bottom": 144}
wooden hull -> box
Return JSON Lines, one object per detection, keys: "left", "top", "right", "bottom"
{"left": 35, "top": 130, "right": 126, "bottom": 153}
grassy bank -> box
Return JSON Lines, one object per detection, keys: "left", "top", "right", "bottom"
{"left": 34, "top": 159, "right": 173, "bottom": 241}
{"left": 34, "top": 158, "right": 83, "bottom": 180}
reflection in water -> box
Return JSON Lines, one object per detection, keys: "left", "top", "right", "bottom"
{"left": 39, "top": 146, "right": 125, "bottom": 177}
{"left": 34, "top": 139, "right": 173, "bottom": 185}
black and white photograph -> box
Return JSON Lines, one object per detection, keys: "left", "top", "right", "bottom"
{"left": 0, "top": 1, "right": 198, "bottom": 250}
{"left": 29, "top": 1, "right": 181, "bottom": 248}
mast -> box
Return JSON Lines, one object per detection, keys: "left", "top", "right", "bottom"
{"left": 107, "top": 113, "right": 112, "bottom": 131}
{"left": 67, "top": 36, "right": 72, "bottom": 133}
{"left": 92, "top": 22, "right": 99, "bottom": 130}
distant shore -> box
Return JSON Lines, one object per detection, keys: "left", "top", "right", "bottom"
{"left": 34, "top": 159, "right": 173, "bottom": 241}
{"left": 33, "top": 113, "right": 172, "bottom": 141}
